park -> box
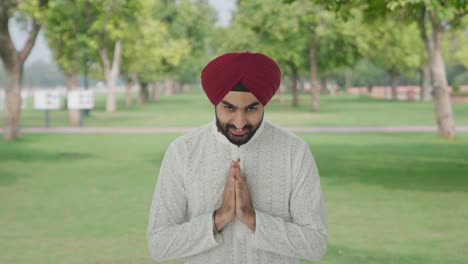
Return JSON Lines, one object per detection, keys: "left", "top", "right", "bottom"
{"left": 1, "top": 0, "right": 468, "bottom": 263}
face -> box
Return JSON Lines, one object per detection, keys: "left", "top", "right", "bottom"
{"left": 215, "top": 91, "right": 264, "bottom": 146}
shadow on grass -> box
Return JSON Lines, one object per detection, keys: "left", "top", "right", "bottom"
{"left": 0, "top": 147, "right": 95, "bottom": 163}
{"left": 0, "top": 168, "right": 22, "bottom": 186}
{"left": 301, "top": 244, "right": 463, "bottom": 264}
{"left": 0, "top": 139, "right": 95, "bottom": 186}
{"left": 314, "top": 142, "right": 468, "bottom": 193}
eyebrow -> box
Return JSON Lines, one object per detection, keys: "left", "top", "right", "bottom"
{"left": 221, "top": 100, "right": 260, "bottom": 110}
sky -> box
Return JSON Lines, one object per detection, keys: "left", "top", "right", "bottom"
{"left": 9, "top": 0, "right": 236, "bottom": 66}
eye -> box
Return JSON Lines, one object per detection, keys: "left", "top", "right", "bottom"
{"left": 224, "top": 105, "right": 234, "bottom": 111}
{"left": 247, "top": 107, "right": 257, "bottom": 111}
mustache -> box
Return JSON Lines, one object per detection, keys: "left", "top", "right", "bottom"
{"left": 226, "top": 124, "right": 253, "bottom": 130}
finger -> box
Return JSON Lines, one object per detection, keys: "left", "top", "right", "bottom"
{"left": 234, "top": 178, "right": 240, "bottom": 196}
{"left": 226, "top": 166, "right": 235, "bottom": 186}
{"left": 237, "top": 168, "right": 243, "bottom": 183}
{"left": 234, "top": 166, "right": 239, "bottom": 180}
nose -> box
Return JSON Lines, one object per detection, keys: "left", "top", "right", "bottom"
{"left": 232, "top": 112, "right": 247, "bottom": 129}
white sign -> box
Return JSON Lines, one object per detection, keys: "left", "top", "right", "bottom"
{"left": 21, "top": 91, "right": 27, "bottom": 109}
{"left": 34, "top": 91, "right": 62, "bottom": 110}
{"left": 0, "top": 90, "right": 28, "bottom": 110}
{"left": 68, "top": 90, "right": 94, "bottom": 110}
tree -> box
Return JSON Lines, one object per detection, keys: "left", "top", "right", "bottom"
{"left": 148, "top": 0, "right": 216, "bottom": 96}
{"left": 227, "top": 0, "right": 365, "bottom": 110}
{"left": 120, "top": 0, "right": 190, "bottom": 104}
{"left": 0, "top": 0, "right": 48, "bottom": 140}
{"left": 167, "top": 0, "right": 218, "bottom": 87}
{"left": 313, "top": 0, "right": 468, "bottom": 138}
{"left": 44, "top": 0, "right": 90, "bottom": 125}
{"left": 366, "top": 20, "right": 422, "bottom": 100}
{"left": 227, "top": 0, "right": 308, "bottom": 107}
{"left": 86, "top": 0, "right": 141, "bottom": 113}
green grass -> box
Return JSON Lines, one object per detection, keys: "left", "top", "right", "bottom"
{"left": 1, "top": 133, "right": 467, "bottom": 263}
{"left": 10, "top": 89, "right": 468, "bottom": 128}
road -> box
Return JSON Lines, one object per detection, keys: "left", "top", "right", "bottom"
{"left": 2, "top": 126, "right": 467, "bottom": 134}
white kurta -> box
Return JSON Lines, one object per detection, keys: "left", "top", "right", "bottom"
{"left": 147, "top": 119, "right": 328, "bottom": 264}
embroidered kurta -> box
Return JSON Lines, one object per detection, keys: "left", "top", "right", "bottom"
{"left": 147, "top": 119, "right": 328, "bottom": 264}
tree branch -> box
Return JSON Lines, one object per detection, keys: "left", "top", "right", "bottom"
{"left": 18, "top": 21, "right": 41, "bottom": 63}
{"left": 111, "top": 39, "right": 122, "bottom": 75}
{"left": 0, "top": 1, "right": 18, "bottom": 66}
{"left": 99, "top": 46, "right": 111, "bottom": 77}
{"left": 447, "top": 9, "right": 468, "bottom": 27}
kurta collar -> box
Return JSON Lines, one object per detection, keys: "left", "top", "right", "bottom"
{"left": 210, "top": 118, "right": 266, "bottom": 148}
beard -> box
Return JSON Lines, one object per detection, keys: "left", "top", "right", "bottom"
{"left": 215, "top": 112, "right": 263, "bottom": 146}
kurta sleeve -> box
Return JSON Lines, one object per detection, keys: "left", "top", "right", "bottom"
{"left": 252, "top": 141, "right": 328, "bottom": 260}
{"left": 147, "top": 142, "right": 223, "bottom": 262}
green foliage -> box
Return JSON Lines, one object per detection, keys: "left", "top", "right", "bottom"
{"left": 153, "top": 0, "right": 218, "bottom": 83}
{"left": 121, "top": 0, "right": 190, "bottom": 83}
{"left": 16, "top": 0, "right": 49, "bottom": 23}
{"left": 44, "top": 0, "right": 90, "bottom": 74}
{"left": 86, "top": 0, "right": 142, "bottom": 75}
{"left": 119, "top": 0, "right": 218, "bottom": 84}
{"left": 223, "top": 0, "right": 367, "bottom": 80}
{"left": 366, "top": 20, "right": 423, "bottom": 76}
{"left": 446, "top": 22, "right": 468, "bottom": 69}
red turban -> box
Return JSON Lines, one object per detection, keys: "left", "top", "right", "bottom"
{"left": 201, "top": 51, "right": 281, "bottom": 106}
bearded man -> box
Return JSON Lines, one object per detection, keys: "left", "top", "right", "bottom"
{"left": 147, "top": 51, "right": 328, "bottom": 264}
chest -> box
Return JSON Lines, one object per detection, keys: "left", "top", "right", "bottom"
{"left": 182, "top": 144, "right": 293, "bottom": 220}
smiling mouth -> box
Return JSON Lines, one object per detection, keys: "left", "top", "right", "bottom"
{"left": 229, "top": 127, "right": 249, "bottom": 136}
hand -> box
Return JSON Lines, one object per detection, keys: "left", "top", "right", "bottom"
{"left": 214, "top": 160, "right": 237, "bottom": 232}
{"left": 234, "top": 160, "right": 256, "bottom": 231}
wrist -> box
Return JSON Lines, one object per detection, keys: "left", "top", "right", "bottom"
{"left": 214, "top": 209, "right": 227, "bottom": 232}
{"left": 248, "top": 209, "right": 256, "bottom": 224}
{"left": 241, "top": 209, "right": 256, "bottom": 231}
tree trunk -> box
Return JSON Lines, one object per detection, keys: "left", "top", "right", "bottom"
{"left": 3, "top": 64, "right": 23, "bottom": 140}
{"left": 152, "top": 82, "right": 161, "bottom": 102}
{"left": 345, "top": 68, "right": 352, "bottom": 91}
{"left": 298, "top": 79, "right": 304, "bottom": 93}
{"left": 419, "top": 64, "right": 431, "bottom": 102}
{"left": 164, "top": 79, "right": 174, "bottom": 96}
{"left": 174, "top": 81, "right": 182, "bottom": 94}
{"left": 389, "top": 71, "right": 399, "bottom": 101}
{"left": 125, "top": 73, "right": 137, "bottom": 108}
{"left": 288, "top": 61, "right": 299, "bottom": 107}
{"left": 418, "top": 8, "right": 456, "bottom": 139}
{"left": 309, "top": 40, "right": 320, "bottom": 112}
{"left": 99, "top": 39, "right": 122, "bottom": 113}
{"left": 320, "top": 77, "right": 327, "bottom": 95}
{"left": 278, "top": 83, "right": 286, "bottom": 104}
{"left": 139, "top": 82, "right": 149, "bottom": 104}
{"left": 430, "top": 27, "right": 456, "bottom": 139}
{"left": 182, "top": 83, "right": 191, "bottom": 92}
{"left": 329, "top": 79, "right": 338, "bottom": 96}
{"left": 0, "top": 13, "right": 41, "bottom": 140}
{"left": 65, "top": 72, "right": 80, "bottom": 126}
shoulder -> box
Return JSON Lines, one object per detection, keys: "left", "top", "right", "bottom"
{"left": 167, "top": 122, "right": 212, "bottom": 153}
{"left": 263, "top": 120, "right": 309, "bottom": 150}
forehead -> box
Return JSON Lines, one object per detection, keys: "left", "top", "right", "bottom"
{"left": 220, "top": 91, "right": 261, "bottom": 106}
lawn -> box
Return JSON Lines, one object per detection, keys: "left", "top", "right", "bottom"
{"left": 10, "top": 89, "right": 468, "bottom": 128}
{"left": 1, "top": 133, "right": 467, "bottom": 264}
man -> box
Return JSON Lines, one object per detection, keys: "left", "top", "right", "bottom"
{"left": 147, "top": 51, "right": 328, "bottom": 264}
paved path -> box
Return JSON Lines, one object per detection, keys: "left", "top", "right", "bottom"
{"left": 2, "top": 126, "right": 467, "bottom": 134}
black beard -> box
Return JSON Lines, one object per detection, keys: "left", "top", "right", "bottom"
{"left": 215, "top": 113, "right": 263, "bottom": 147}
